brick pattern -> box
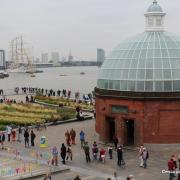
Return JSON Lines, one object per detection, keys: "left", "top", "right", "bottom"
{"left": 95, "top": 96, "right": 180, "bottom": 145}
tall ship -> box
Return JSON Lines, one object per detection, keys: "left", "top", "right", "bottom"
{"left": 7, "top": 36, "right": 43, "bottom": 73}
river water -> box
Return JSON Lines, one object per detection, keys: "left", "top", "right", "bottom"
{"left": 0, "top": 66, "right": 99, "bottom": 94}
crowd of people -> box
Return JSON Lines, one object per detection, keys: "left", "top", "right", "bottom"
{"left": 6, "top": 125, "right": 36, "bottom": 148}
{"left": 12, "top": 87, "right": 94, "bottom": 102}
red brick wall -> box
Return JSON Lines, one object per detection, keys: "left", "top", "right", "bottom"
{"left": 95, "top": 96, "right": 180, "bottom": 145}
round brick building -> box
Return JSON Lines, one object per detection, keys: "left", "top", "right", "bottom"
{"left": 95, "top": 0, "right": 180, "bottom": 146}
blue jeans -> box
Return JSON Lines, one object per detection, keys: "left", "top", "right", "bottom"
{"left": 143, "top": 158, "right": 147, "bottom": 168}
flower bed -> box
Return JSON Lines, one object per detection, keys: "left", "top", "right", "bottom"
{"left": 35, "top": 95, "right": 94, "bottom": 111}
{"left": 0, "top": 103, "right": 76, "bottom": 126}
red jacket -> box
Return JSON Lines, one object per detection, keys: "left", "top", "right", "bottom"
{"left": 168, "top": 160, "right": 175, "bottom": 171}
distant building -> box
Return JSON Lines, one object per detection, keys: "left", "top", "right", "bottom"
{"left": 97, "top": 48, "right": 105, "bottom": 64}
{"left": 0, "top": 50, "right": 5, "bottom": 70}
{"left": 41, "top": 53, "right": 48, "bottom": 63}
{"left": 35, "top": 58, "right": 40, "bottom": 63}
{"left": 51, "top": 52, "right": 60, "bottom": 64}
{"left": 68, "top": 51, "right": 73, "bottom": 62}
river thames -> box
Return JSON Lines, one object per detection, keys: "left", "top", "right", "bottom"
{"left": 0, "top": 66, "right": 99, "bottom": 94}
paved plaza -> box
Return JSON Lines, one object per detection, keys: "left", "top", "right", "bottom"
{"left": 2, "top": 118, "right": 179, "bottom": 180}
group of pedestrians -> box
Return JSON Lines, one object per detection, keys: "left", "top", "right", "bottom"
{"left": 168, "top": 154, "right": 180, "bottom": 180}
{"left": 6, "top": 125, "right": 36, "bottom": 148}
{"left": 65, "top": 128, "right": 76, "bottom": 145}
{"left": 139, "top": 145, "right": 149, "bottom": 169}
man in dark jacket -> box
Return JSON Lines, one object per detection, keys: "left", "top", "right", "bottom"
{"left": 24, "top": 129, "right": 29, "bottom": 148}
{"left": 83, "top": 142, "right": 91, "bottom": 163}
{"left": 30, "top": 130, "right": 36, "bottom": 146}
{"left": 61, "top": 143, "right": 66, "bottom": 164}
{"left": 117, "top": 146, "right": 123, "bottom": 166}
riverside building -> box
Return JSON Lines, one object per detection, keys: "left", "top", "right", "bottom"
{"left": 95, "top": 0, "right": 180, "bottom": 146}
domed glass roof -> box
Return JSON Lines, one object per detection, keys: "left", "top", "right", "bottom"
{"left": 147, "top": 0, "right": 163, "bottom": 12}
{"left": 97, "top": 31, "right": 180, "bottom": 92}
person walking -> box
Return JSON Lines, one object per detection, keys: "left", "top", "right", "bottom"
{"left": 66, "top": 145, "right": 73, "bottom": 161}
{"left": 108, "top": 146, "right": 113, "bottom": 159}
{"left": 92, "top": 141, "right": 98, "bottom": 160}
{"left": 83, "top": 142, "right": 91, "bottom": 163}
{"left": 17, "top": 126, "right": 22, "bottom": 142}
{"left": 142, "top": 147, "right": 149, "bottom": 168}
{"left": 51, "top": 146, "right": 58, "bottom": 166}
{"left": 139, "top": 144, "right": 144, "bottom": 167}
{"left": 65, "top": 130, "right": 71, "bottom": 145}
{"left": 6, "top": 125, "right": 12, "bottom": 142}
{"left": 61, "top": 143, "right": 67, "bottom": 164}
{"left": 178, "top": 155, "right": 180, "bottom": 180}
{"left": 79, "top": 130, "right": 85, "bottom": 148}
{"left": 24, "top": 129, "right": 29, "bottom": 148}
{"left": 168, "top": 157, "right": 175, "bottom": 180}
{"left": 117, "top": 146, "right": 123, "bottom": 166}
{"left": 113, "top": 135, "right": 118, "bottom": 149}
{"left": 30, "top": 130, "right": 36, "bottom": 147}
{"left": 1, "top": 132, "right": 5, "bottom": 149}
{"left": 70, "top": 128, "right": 76, "bottom": 145}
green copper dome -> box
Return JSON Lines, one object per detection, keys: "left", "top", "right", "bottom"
{"left": 97, "top": 31, "right": 180, "bottom": 92}
{"left": 147, "top": 0, "right": 163, "bottom": 13}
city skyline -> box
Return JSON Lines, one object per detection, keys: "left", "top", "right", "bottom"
{"left": 0, "top": 0, "right": 179, "bottom": 60}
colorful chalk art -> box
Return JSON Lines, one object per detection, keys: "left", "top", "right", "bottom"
{"left": 0, "top": 157, "right": 49, "bottom": 178}
{"left": 0, "top": 147, "right": 52, "bottom": 178}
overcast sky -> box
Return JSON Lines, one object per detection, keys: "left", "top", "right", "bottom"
{"left": 0, "top": 0, "right": 180, "bottom": 61}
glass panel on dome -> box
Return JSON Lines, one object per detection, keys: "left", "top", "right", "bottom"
{"left": 173, "top": 81, "right": 180, "bottom": 91}
{"left": 147, "top": 49, "right": 153, "bottom": 58}
{"left": 137, "top": 69, "right": 145, "bottom": 79}
{"left": 169, "top": 49, "right": 180, "bottom": 58}
{"left": 162, "top": 58, "right": 170, "bottom": 68}
{"left": 146, "top": 69, "right": 153, "bottom": 79}
{"left": 172, "top": 69, "right": 180, "bottom": 79}
{"left": 160, "top": 40, "right": 166, "bottom": 49}
{"left": 155, "top": 81, "right": 163, "bottom": 91}
{"left": 124, "top": 60, "right": 131, "bottom": 68}
{"left": 121, "top": 70, "right": 128, "bottom": 80}
{"left": 132, "top": 50, "right": 141, "bottom": 59}
{"left": 113, "top": 80, "right": 120, "bottom": 90}
{"left": 120, "top": 80, "right": 127, "bottom": 90}
{"left": 155, "top": 49, "right": 161, "bottom": 57}
{"left": 155, "top": 41, "right": 160, "bottom": 49}
{"left": 127, "top": 50, "right": 134, "bottom": 58}
{"left": 140, "top": 50, "right": 147, "bottom": 59}
{"left": 164, "top": 81, "right": 172, "bottom": 91}
{"left": 130, "top": 59, "right": 138, "bottom": 68}
{"left": 148, "top": 42, "right": 154, "bottom": 49}
{"left": 109, "top": 80, "right": 113, "bottom": 89}
{"left": 146, "top": 59, "right": 153, "bottom": 68}
{"left": 154, "top": 58, "right": 162, "bottom": 68}
{"left": 154, "top": 69, "right": 163, "bottom": 79}
{"left": 163, "top": 69, "right": 172, "bottom": 79}
{"left": 128, "top": 81, "right": 136, "bottom": 91}
{"left": 137, "top": 81, "right": 144, "bottom": 91}
{"left": 142, "top": 42, "right": 148, "bottom": 49}
{"left": 104, "top": 80, "right": 108, "bottom": 89}
{"left": 161, "top": 49, "right": 168, "bottom": 57}
{"left": 170, "top": 59, "right": 177, "bottom": 68}
{"left": 138, "top": 59, "right": 145, "bottom": 68}
{"left": 145, "top": 81, "right": 153, "bottom": 91}
{"left": 129, "top": 69, "right": 137, "bottom": 80}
